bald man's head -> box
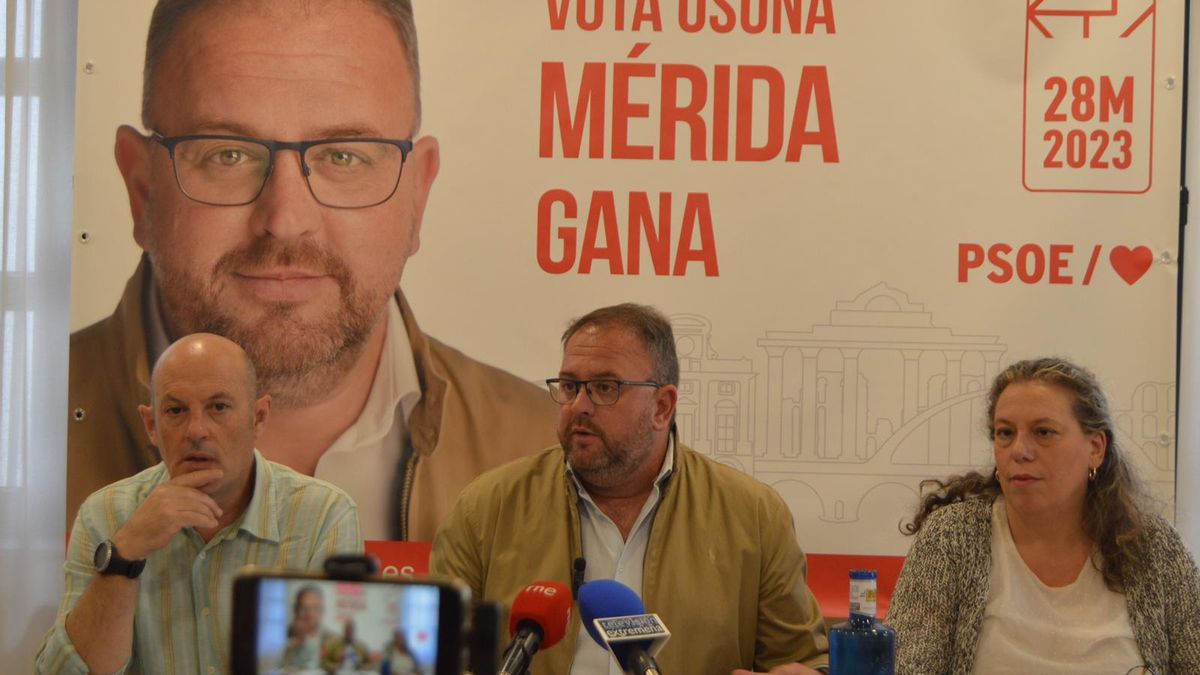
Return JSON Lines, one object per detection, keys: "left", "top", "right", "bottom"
{"left": 139, "top": 332, "right": 271, "bottom": 502}
{"left": 149, "top": 332, "right": 258, "bottom": 405}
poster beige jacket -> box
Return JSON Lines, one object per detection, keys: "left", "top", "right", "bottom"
{"left": 67, "top": 257, "right": 559, "bottom": 540}
{"left": 430, "top": 443, "right": 831, "bottom": 674}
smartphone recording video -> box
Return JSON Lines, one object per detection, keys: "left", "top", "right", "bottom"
{"left": 231, "top": 570, "right": 468, "bottom": 675}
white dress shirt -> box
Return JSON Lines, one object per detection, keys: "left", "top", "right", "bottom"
{"left": 569, "top": 441, "right": 675, "bottom": 675}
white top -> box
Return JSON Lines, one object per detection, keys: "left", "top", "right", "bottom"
{"left": 314, "top": 299, "right": 421, "bottom": 541}
{"left": 568, "top": 441, "right": 675, "bottom": 675}
{"left": 974, "top": 497, "right": 1143, "bottom": 674}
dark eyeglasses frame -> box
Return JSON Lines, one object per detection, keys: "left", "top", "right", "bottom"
{"left": 151, "top": 132, "right": 414, "bottom": 209}
{"left": 545, "top": 378, "right": 662, "bottom": 406}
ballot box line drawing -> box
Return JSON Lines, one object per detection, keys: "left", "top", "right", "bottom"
{"left": 1022, "top": 0, "right": 1157, "bottom": 193}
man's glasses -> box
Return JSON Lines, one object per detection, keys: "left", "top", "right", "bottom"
{"left": 545, "top": 378, "right": 661, "bottom": 406}
{"left": 152, "top": 133, "right": 414, "bottom": 209}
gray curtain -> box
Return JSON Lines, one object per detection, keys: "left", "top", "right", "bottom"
{"left": 0, "top": 0, "right": 76, "bottom": 666}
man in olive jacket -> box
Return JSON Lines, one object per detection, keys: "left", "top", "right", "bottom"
{"left": 67, "top": 0, "right": 557, "bottom": 540}
{"left": 431, "top": 304, "right": 829, "bottom": 674}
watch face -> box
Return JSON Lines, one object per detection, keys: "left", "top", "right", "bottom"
{"left": 93, "top": 540, "right": 113, "bottom": 571}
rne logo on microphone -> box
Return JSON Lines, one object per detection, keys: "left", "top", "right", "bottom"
{"left": 524, "top": 583, "right": 559, "bottom": 596}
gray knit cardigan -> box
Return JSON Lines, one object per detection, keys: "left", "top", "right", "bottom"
{"left": 884, "top": 497, "right": 1200, "bottom": 674}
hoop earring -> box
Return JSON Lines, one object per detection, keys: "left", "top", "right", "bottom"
{"left": 1088, "top": 466, "right": 1097, "bottom": 481}
{"left": 993, "top": 468, "right": 999, "bottom": 482}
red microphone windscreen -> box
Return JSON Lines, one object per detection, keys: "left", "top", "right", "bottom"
{"left": 508, "top": 581, "right": 573, "bottom": 649}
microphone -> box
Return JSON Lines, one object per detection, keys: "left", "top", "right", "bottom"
{"left": 571, "top": 557, "right": 587, "bottom": 599}
{"left": 577, "top": 580, "right": 671, "bottom": 675}
{"left": 497, "top": 581, "right": 573, "bottom": 675}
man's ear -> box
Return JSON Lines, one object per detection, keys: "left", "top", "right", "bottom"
{"left": 653, "top": 384, "right": 678, "bottom": 431}
{"left": 114, "top": 125, "right": 154, "bottom": 248}
{"left": 403, "top": 135, "right": 440, "bottom": 256}
{"left": 252, "top": 394, "right": 271, "bottom": 438}
{"left": 138, "top": 403, "right": 158, "bottom": 447}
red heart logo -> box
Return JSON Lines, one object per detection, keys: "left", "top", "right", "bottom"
{"left": 1109, "top": 246, "right": 1153, "bottom": 285}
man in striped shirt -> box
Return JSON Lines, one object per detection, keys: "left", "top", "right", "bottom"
{"left": 36, "top": 333, "right": 362, "bottom": 674}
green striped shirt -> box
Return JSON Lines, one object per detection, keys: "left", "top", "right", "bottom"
{"left": 36, "top": 450, "right": 362, "bottom": 675}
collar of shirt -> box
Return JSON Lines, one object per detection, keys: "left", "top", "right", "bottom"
{"left": 323, "top": 298, "right": 421, "bottom": 453}
{"left": 314, "top": 297, "right": 421, "bottom": 540}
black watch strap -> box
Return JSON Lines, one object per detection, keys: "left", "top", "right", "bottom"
{"left": 94, "top": 540, "right": 146, "bottom": 579}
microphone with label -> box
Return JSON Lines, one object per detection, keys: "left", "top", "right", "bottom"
{"left": 578, "top": 579, "right": 671, "bottom": 675}
{"left": 498, "top": 580, "right": 573, "bottom": 675}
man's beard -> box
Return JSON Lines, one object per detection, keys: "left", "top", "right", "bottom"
{"left": 561, "top": 411, "right": 656, "bottom": 488}
{"left": 151, "top": 237, "right": 388, "bottom": 408}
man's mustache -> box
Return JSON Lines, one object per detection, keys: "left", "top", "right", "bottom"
{"left": 568, "top": 415, "right": 604, "bottom": 437}
{"left": 212, "top": 237, "right": 352, "bottom": 287}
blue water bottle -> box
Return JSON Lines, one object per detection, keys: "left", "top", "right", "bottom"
{"left": 829, "top": 569, "right": 895, "bottom": 675}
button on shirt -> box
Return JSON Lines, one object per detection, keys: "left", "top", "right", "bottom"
{"left": 569, "top": 442, "right": 675, "bottom": 675}
{"left": 35, "top": 452, "right": 362, "bottom": 675}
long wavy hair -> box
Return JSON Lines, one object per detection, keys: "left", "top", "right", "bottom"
{"left": 903, "top": 357, "right": 1147, "bottom": 592}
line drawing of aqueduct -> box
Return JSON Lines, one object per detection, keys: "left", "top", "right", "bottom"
{"left": 670, "top": 282, "right": 1176, "bottom": 531}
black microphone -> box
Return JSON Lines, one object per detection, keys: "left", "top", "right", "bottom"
{"left": 497, "top": 581, "right": 573, "bottom": 675}
{"left": 571, "top": 557, "right": 587, "bottom": 599}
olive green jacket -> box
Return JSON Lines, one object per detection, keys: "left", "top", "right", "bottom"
{"left": 67, "top": 257, "right": 558, "bottom": 540}
{"left": 430, "top": 444, "right": 830, "bottom": 674}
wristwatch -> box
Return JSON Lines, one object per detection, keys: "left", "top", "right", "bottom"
{"left": 93, "top": 540, "right": 146, "bottom": 579}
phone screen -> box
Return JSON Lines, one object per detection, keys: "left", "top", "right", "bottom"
{"left": 244, "top": 576, "right": 446, "bottom": 675}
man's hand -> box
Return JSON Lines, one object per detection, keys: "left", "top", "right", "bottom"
{"left": 63, "top": 468, "right": 225, "bottom": 673}
{"left": 111, "top": 469, "right": 225, "bottom": 559}
{"left": 732, "top": 664, "right": 824, "bottom": 675}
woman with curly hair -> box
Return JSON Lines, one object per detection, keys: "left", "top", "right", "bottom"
{"left": 885, "top": 357, "right": 1200, "bottom": 674}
